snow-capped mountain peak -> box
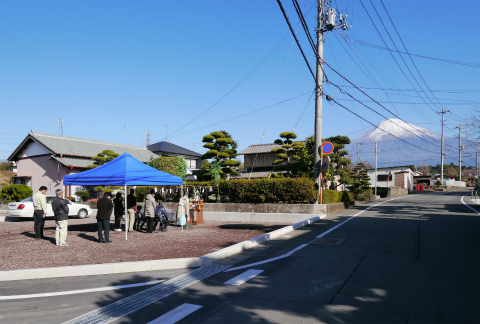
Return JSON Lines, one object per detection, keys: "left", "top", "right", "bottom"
{"left": 358, "top": 118, "right": 439, "bottom": 142}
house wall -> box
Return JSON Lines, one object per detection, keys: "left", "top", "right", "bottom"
{"left": 367, "top": 167, "right": 415, "bottom": 191}
{"left": 16, "top": 156, "right": 69, "bottom": 195}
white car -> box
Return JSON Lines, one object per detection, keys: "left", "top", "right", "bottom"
{"left": 7, "top": 196, "right": 92, "bottom": 219}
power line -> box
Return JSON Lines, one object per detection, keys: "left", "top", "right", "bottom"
{"left": 276, "top": 0, "right": 316, "bottom": 80}
{"left": 359, "top": 0, "right": 439, "bottom": 113}
{"left": 327, "top": 95, "right": 449, "bottom": 156}
{"left": 168, "top": 32, "right": 292, "bottom": 139}
{"left": 347, "top": 37, "right": 480, "bottom": 68}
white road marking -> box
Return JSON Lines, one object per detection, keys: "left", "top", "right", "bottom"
{"left": 0, "top": 279, "right": 165, "bottom": 300}
{"left": 461, "top": 196, "right": 480, "bottom": 215}
{"left": 225, "top": 244, "right": 308, "bottom": 272}
{"left": 224, "top": 269, "right": 264, "bottom": 285}
{"left": 147, "top": 303, "right": 202, "bottom": 324}
{"left": 225, "top": 196, "right": 411, "bottom": 273}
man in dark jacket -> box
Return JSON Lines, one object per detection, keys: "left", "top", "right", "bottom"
{"left": 97, "top": 192, "right": 114, "bottom": 243}
{"left": 51, "top": 189, "right": 69, "bottom": 246}
{"left": 126, "top": 189, "right": 136, "bottom": 232}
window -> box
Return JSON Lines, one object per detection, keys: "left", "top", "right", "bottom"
{"left": 377, "top": 174, "right": 392, "bottom": 181}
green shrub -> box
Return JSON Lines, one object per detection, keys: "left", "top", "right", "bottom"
{"left": 185, "top": 178, "right": 317, "bottom": 204}
{"left": 66, "top": 196, "right": 75, "bottom": 202}
{"left": 0, "top": 184, "right": 33, "bottom": 203}
{"left": 75, "top": 190, "right": 90, "bottom": 202}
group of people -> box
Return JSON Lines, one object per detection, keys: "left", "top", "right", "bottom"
{"left": 31, "top": 186, "right": 170, "bottom": 245}
{"left": 96, "top": 188, "right": 169, "bottom": 243}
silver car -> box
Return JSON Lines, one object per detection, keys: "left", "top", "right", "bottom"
{"left": 7, "top": 196, "right": 92, "bottom": 219}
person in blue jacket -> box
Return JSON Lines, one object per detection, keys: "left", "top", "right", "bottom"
{"left": 154, "top": 201, "right": 169, "bottom": 232}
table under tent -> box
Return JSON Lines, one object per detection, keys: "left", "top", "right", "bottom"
{"left": 63, "top": 153, "right": 183, "bottom": 240}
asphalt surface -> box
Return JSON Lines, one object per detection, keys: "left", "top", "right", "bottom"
{"left": 1, "top": 191, "right": 479, "bottom": 324}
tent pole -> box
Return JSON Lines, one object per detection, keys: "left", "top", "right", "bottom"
{"left": 181, "top": 184, "right": 183, "bottom": 232}
{"left": 125, "top": 184, "right": 128, "bottom": 241}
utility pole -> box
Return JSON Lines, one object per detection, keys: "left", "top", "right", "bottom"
{"left": 313, "top": 1, "right": 349, "bottom": 203}
{"left": 477, "top": 144, "right": 479, "bottom": 178}
{"left": 374, "top": 142, "right": 386, "bottom": 196}
{"left": 58, "top": 118, "right": 63, "bottom": 136}
{"left": 146, "top": 130, "right": 151, "bottom": 147}
{"left": 163, "top": 124, "right": 170, "bottom": 141}
{"left": 355, "top": 142, "right": 362, "bottom": 164}
{"left": 375, "top": 142, "right": 377, "bottom": 196}
{"left": 436, "top": 106, "right": 449, "bottom": 185}
{"left": 313, "top": 0, "right": 325, "bottom": 202}
{"left": 457, "top": 125, "right": 463, "bottom": 181}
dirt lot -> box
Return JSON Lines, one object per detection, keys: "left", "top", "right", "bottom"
{"left": 0, "top": 217, "right": 290, "bottom": 271}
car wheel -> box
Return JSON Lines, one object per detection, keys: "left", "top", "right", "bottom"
{"left": 77, "top": 209, "right": 88, "bottom": 219}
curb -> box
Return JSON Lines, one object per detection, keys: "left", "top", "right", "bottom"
{"left": 0, "top": 215, "right": 323, "bottom": 282}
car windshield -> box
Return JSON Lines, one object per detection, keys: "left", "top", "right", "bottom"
{"left": 20, "top": 197, "right": 33, "bottom": 202}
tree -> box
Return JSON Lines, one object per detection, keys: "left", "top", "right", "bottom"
{"left": 87, "top": 150, "right": 119, "bottom": 169}
{"left": 347, "top": 168, "right": 371, "bottom": 200}
{"left": 294, "top": 135, "right": 352, "bottom": 185}
{"left": 271, "top": 131, "right": 305, "bottom": 175}
{"left": 75, "top": 190, "right": 90, "bottom": 202}
{"left": 322, "top": 135, "right": 352, "bottom": 186}
{"left": 150, "top": 156, "right": 183, "bottom": 176}
{"left": 0, "top": 162, "right": 14, "bottom": 171}
{"left": 417, "top": 164, "right": 431, "bottom": 176}
{"left": 201, "top": 130, "right": 240, "bottom": 179}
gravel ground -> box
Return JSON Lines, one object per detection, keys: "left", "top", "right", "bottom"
{"left": 0, "top": 217, "right": 290, "bottom": 271}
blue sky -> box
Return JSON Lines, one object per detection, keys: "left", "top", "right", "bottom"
{"left": 1, "top": 0, "right": 479, "bottom": 166}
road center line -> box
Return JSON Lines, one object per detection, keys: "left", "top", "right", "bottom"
{"left": 225, "top": 196, "right": 411, "bottom": 273}
{"left": 225, "top": 244, "right": 308, "bottom": 272}
{"left": 0, "top": 279, "right": 166, "bottom": 300}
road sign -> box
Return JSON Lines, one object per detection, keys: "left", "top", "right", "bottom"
{"left": 321, "top": 155, "right": 330, "bottom": 172}
{"left": 322, "top": 142, "right": 334, "bottom": 154}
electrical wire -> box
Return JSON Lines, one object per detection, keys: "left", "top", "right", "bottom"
{"left": 167, "top": 32, "right": 292, "bottom": 140}
{"left": 359, "top": 0, "right": 439, "bottom": 113}
{"left": 347, "top": 37, "right": 480, "bottom": 68}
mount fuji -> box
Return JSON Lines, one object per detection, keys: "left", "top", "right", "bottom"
{"left": 345, "top": 118, "right": 460, "bottom": 167}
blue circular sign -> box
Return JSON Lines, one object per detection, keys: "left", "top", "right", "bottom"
{"left": 322, "top": 142, "right": 334, "bottom": 154}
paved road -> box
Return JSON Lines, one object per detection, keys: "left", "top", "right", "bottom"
{"left": 1, "top": 191, "right": 478, "bottom": 324}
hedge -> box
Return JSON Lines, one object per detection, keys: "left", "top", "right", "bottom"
{"left": 322, "top": 190, "right": 353, "bottom": 204}
{"left": 0, "top": 184, "right": 33, "bottom": 203}
{"left": 127, "top": 179, "right": 352, "bottom": 204}
{"left": 185, "top": 178, "right": 348, "bottom": 204}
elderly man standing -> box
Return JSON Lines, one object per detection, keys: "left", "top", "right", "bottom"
{"left": 51, "top": 189, "right": 69, "bottom": 246}
{"left": 32, "top": 186, "right": 48, "bottom": 239}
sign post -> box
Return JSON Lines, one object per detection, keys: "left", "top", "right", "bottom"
{"left": 319, "top": 142, "right": 334, "bottom": 203}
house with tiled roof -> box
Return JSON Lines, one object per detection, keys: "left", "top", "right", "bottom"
{"left": 8, "top": 131, "right": 159, "bottom": 196}
{"left": 237, "top": 142, "right": 304, "bottom": 179}
{"left": 147, "top": 141, "right": 202, "bottom": 171}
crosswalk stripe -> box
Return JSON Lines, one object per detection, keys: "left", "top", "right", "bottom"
{"left": 147, "top": 303, "right": 203, "bottom": 324}
{"left": 224, "top": 269, "right": 264, "bottom": 285}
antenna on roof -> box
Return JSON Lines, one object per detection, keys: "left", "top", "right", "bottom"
{"left": 146, "top": 130, "right": 151, "bottom": 146}
{"left": 58, "top": 118, "right": 63, "bottom": 136}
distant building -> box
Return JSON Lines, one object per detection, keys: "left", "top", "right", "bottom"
{"left": 366, "top": 165, "right": 419, "bottom": 192}
{"left": 147, "top": 141, "right": 202, "bottom": 171}
{"left": 147, "top": 141, "right": 202, "bottom": 180}
{"left": 237, "top": 142, "right": 300, "bottom": 179}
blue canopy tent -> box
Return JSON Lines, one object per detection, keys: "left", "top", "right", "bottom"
{"left": 64, "top": 153, "right": 183, "bottom": 239}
